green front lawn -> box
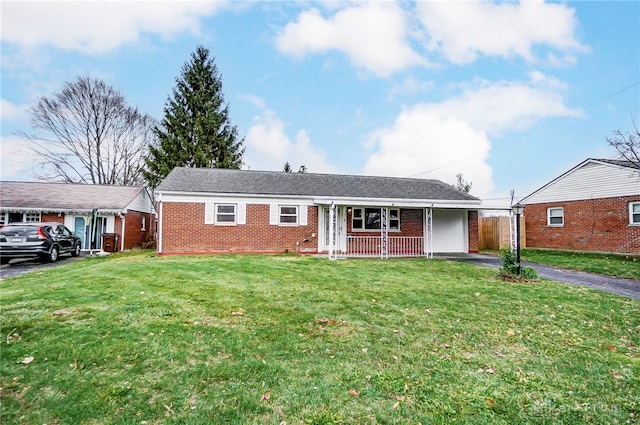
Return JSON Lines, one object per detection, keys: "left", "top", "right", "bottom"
{"left": 521, "top": 249, "right": 640, "bottom": 280}
{"left": 1, "top": 252, "right": 638, "bottom": 424}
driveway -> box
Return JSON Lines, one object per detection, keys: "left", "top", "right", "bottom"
{"left": 439, "top": 253, "right": 640, "bottom": 300}
{"left": 0, "top": 254, "right": 85, "bottom": 279}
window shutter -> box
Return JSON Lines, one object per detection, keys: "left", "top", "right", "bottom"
{"left": 205, "top": 202, "right": 214, "bottom": 224}
{"left": 299, "top": 205, "right": 308, "bottom": 226}
{"left": 237, "top": 203, "right": 246, "bottom": 225}
{"left": 269, "top": 203, "right": 278, "bottom": 225}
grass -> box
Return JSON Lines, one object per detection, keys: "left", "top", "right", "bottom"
{"left": 520, "top": 249, "right": 640, "bottom": 280}
{"left": 1, "top": 252, "right": 639, "bottom": 424}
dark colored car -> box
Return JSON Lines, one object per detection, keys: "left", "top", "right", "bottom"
{"left": 0, "top": 222, "right": 81, "bottom": 264}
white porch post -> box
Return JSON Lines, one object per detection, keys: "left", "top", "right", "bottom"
{"left": 424, "top": 207, "right": 433, "bottom": 259}
{"left": 381, "top": 207, "right": 388, "bottom": 259}
{"left": 328, "top": 203, "right": 336, "bottom": 261}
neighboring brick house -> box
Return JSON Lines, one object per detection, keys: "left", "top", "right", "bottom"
{"left": 0, "top": 182, "right": 156, "bottom": 252}
{"left": 155, "top": 167, "right": 481, "bottom": 258}
{"left": 520, "top": 158, "right": 640, "bottom": 254}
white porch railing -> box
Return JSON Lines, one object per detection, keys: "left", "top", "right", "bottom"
{"left": 346, "top": 235, "right": 425, "bottom": 258}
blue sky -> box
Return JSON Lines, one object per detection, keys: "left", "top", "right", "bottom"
{"left": 1, "top": 0, "right": 638, "bottom": 206}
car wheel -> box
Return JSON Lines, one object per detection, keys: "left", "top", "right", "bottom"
{"left": 71, "top": 242, "right": 81, "bottom": 257}
{"left": 47, "top": 246, "right": 59, "bottom": 263}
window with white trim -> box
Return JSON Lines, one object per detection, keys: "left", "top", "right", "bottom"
{"left": 215, "top": 204, "right": 236, "bottom": 224}
{"left": 279, "top": 205, "right": 298, "bottom": 225}
{"left": 24, "top": 212, "right": 41, "bottom": 222}
{"left": 630, "top": 202, "right": 640, "bottom": 225}
{"left": 352, "top": 208, "right": 400, "bottom": 231}
{"left": 141, "top": 216, "right": 147, "bottom": 231}
{"left": 0, "top": 213, "right": 6, "bottom": 226}
{"left": 547, "top": 207, "right": 564, "bottom": 226}
{"left": 389, "top": 209, "right": 400, "bottom": 230}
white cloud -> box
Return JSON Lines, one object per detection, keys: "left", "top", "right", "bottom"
{"left": 363, "top": 111, "right": 494, "bottom": 197}
{"left": 1, "top": 1, "right": 227, "bottom": 53}
{"left": 238, "top": 94, "right": 268, "bottom": 110}
{"left": 387, "top": 77, "right": 435, "bottom": 101}
{"left": 276, "top": 3, "right": 428, "bottom": 77}
{"left": 417, "top": 1, "right": 587, "bottom": 65}
{"left": 0, "top": 136, "right": 37, "bottom": 181}
{"left": 423, "top": 72, "right": 582, "bottom": 135}
{"left": 0, "top": 99, "right": 29, "bottom": 121}
{"left": 244, "top": 110, "right": 337, "bottom": 174}
{"left": 363, "top": 73, "right": 581, "bottom": 198}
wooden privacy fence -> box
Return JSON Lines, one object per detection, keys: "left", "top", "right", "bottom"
{"left": 478, "top": 216, "right": 526, "bottom": 251}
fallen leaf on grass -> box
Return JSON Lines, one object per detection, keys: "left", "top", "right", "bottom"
{"left": 20, "top": 356, "right": 34, "bottom": 365}
{"left": 231, "top": 308, "right": 245, "bottom": 316}
{"left": 611, "top": 370, "right": 624, "bottom": 380}
{"left": 260, "top": 392, "right": 271, "bottom": 402}
{"left": 349, "top": 389, "right": 360, "bottom": 397}
{"left": 507, "top": 329, "right": 516, "bottom": 337}
{"left": 607, "top": 345, "right": 617, "bottom": 352}
{"left": 316, "top": 318, "right": 337, "bottom": 327}
{"left": 53, "top": 309, "right": 70, "bottom": 316}
{"left": 6, "top": 330, "right": 21, "bottom": 344}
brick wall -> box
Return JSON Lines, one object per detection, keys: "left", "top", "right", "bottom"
{"left": 525, "top": 196, "right": 640, "bottom": 254}
{"left": 468, "top": 210, "right": 479, "bottom": 253}
{"left": 123, "top": 210, "right": 155, "bottom": 249}
{"left": 41, "top": 213, "right": 64, "bottom": 224}
{"left": 161, "top": 203, "right": 319, "bottom": 254}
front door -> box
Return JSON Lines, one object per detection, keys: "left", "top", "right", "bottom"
{"left": 322, "top": 206, "right": 346, "bottom": 253}
{"left": 74, "top": 216, "right": 107, "bottom": 250}
{"left": 74, "top": 217, "right": 86, "bottom": 248}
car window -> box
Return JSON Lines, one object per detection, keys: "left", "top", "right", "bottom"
{"left": 0, "top": 226, "right": 38, "bottom": 236}
{"left": 59, "top": 226, "right": 72, "bottom": 236}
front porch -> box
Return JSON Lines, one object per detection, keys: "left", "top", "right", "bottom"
{"left": 320, "top": 204, "right": 435, "bottom": 260}
{"left": 345, "top": 235, "right": 427, "bottom": 258}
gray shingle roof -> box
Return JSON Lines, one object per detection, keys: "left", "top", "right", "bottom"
{"left": 156, "top": 167, "right": 480, "bottom": 202}
{"left": 0, "top": 181, "right": 145, "bottom": 211}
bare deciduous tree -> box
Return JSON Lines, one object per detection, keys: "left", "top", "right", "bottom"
{"left": 22, "top": 76, "right": 155, "bottom": 185}
{"left": 607, "top": 117, "right": 640, "bottom": 169}
{"left": 454, "top": 173, "right": 472, "bottom": 193}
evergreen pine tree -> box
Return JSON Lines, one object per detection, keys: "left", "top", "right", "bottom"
{"left": 143, "top": 46, "right": 244, "bottom": 189}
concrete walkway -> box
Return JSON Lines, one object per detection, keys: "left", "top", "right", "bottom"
{"left": 438, "top": 253, "right": 640, "bottom": 300}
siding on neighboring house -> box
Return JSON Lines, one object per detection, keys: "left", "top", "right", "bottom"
{"left": 524, "top": 161, "right": 638, "bottom": 203}
{"left": 524, "top": 197, "right": 640, "bottom": 253}
{"left": 122, "top": 210, "right": 155, "bottom": 249}
{"left": 521, "top": 159, "right": 640, "bottom": 254}
{"left": 0, "top": 182, "right": 156, "bottom": 251}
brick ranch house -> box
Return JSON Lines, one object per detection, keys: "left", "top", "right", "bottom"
{"left": 155, "top": 167, "right": 482, "bottom": 258}
{"left": 520, "top": 158, "right": 640, "bottom": 254}
{"left": 0, "top": 182, "right": 156, "bottom": 252}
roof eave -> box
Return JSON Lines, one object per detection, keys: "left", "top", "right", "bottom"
{"left": 156, "top": 190, "right": 481, "bottom": 207}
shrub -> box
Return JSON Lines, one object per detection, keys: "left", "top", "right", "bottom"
{"left": 499, "top": 248, "right": 538, "bottom": 281}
